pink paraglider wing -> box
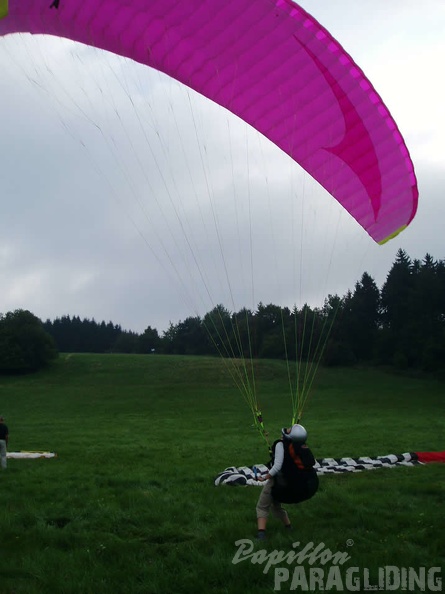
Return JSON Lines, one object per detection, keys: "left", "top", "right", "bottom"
{"left": 0, "top": 0, "right": 418, "bottom": 243}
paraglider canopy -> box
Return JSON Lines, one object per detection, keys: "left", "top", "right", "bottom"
{"left": 0, "top": 0, "right": 420, "bottom": 442}
{"left": 0, "top": 0, "right": 418, "bottom": 244}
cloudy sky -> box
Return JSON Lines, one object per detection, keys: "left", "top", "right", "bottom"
{"left": 0, "top": 0, "right": 444, "bottom": 334}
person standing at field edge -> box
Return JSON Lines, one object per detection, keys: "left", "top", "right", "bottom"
{"left": 0, "top": 416, "right": 9, "bottom": 470}
{"left": 256, "top": 424, "right": 318, "bottom": 540}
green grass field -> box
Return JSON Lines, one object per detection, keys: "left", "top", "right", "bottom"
{"left": 0, "top": 354, "right": 444, "bottom": 594}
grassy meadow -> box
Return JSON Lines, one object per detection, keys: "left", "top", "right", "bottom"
{"left": 0, "top": 354, "right": 444, "bottom": 594}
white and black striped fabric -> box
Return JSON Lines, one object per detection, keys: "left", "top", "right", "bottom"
{"left": 214, "top": 452, "right": 422, "bottom": 486}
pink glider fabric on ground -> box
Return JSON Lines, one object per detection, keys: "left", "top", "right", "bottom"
{"left": 0, "top": 0, "right": 418, "bottom": 243}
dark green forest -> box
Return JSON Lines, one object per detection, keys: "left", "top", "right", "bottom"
{"left": 2, "top": 249, "right": 445, "bottom": 374}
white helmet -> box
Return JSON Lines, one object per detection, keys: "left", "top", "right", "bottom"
{"left": 282, "top": 424, "right": 307, "bottom": 444}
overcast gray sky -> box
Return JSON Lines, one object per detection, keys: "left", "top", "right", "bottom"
{"left": 0, "top": 1, "right": 444, "bottom": 333}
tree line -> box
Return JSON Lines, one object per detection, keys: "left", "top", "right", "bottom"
{"left": 154, "top": 249, "right": 445, "bottom": 373}
{"left": 1, "top": 249, "right": 444, "bottom": 374}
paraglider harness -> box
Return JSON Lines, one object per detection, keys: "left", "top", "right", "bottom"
{"left": 268, "top": 439, "right": 319, "bottom": 504}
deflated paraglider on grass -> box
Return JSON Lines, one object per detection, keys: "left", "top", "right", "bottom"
{"left": 215, "top": 452, "right": 445, "bottom": 486}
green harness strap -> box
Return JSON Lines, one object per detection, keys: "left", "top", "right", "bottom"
{"left": 253, "top": 409, "right": 271, "bottom": 453}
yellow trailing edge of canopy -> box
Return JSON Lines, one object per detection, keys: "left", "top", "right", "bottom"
{"left": 378, "top": 224, "right": 408, "bottom": 245}
{"left": 0, "top": 0, "right": 8, "bottom": 19}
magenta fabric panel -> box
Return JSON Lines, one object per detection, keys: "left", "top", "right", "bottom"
{"left": 0, "top": 0, "right": 418, "bottom": 243}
